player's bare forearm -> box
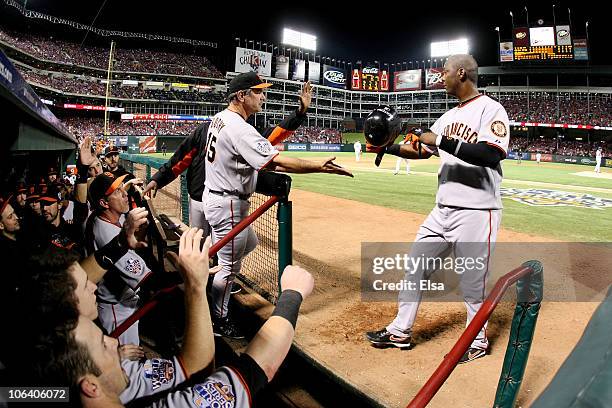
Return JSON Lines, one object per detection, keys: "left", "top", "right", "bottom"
{"left": 398, "top": 143, "right": 433, "bottom": 160}
{"left": 269, "top": 155, "right": 322, "bottom": 174}
{"left": 179, "top": 282, "right": 215, "bottom": 376}
{"left": 79, "top": 254, "right": 107, "bottom": 284}
{"left": 245, "top": 317, "right": 295, "bottom": 381}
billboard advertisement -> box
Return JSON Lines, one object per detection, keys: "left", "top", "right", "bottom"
{"left": 293, "top": 59, "right": 306, "bottom": 81}
{"left": 394, "top": 69, "right": 421, "bottom": 91}
{"left": 513, "top": 27, "right": 530, "bottom": 47}
{"left": 308, "top": 61, "right": 321, "bottom": 84}
{"left": 530, "top": 27, "right": 555, "bottom": 46}
{"left": 574, "top": 38, "right": 588, "bottom": 60}
{"left": 555, "top": 25, "right": 572, "bottom": 46}
{"left": 425, "top": 68, "right": 445, "bottom": 90}
{"left": 274, "top": 55, "right": 289, "bottom": 79}
{"left": 234, "top": 47, "right": 272, "bottom": 77}
{"left": 139, "top": 136, "right": 157, "bottom": 153}
{"left": 499, "top": 42, "right": 514, "bottom": 62}
{"left": 322, "top": 65, "right": 346, "bottom": 89}
{"left": 351, "top": 68, "right": 361, "bottom": 90}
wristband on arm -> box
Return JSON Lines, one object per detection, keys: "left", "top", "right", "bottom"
{"left": 271, "top": 289, "right": 303, "bottom": 329}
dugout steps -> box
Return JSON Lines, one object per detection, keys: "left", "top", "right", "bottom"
{"left": 222, "top": 279, "right": 386, "bottom": 408}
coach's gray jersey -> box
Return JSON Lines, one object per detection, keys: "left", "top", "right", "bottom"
{"left": 204, "top": 109, "right": 278, "bottom": 196}
{"left": 91, "top": 215, "right": 151, "bottom": 304}
{"left": 142, "top": 366, "right": 251, "bottom": 408}
{"left": 430, "top": 95, "right": 510, "bottom": 209}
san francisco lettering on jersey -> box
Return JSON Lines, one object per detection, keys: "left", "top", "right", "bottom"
{"left": 440, "top": 122, "right": 478, "bottom": 143}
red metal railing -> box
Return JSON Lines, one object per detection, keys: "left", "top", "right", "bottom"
{"left": 110, "top": 195, "right": 279, "bottom": 338}
{"left": 406, "top": 264, "right": 534, "bottom": 408}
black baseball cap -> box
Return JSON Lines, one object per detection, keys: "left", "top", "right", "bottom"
{"left": 105, "top": 145, "right": 120, "bottom": 156}
{"left": 227, "top": 72, "right": 272, "bottom": 95}
{"left": 38, "top": 184, "right": 62, "bottom": 205}
{"left": 88, "top": 172, "right": 128, "bottom": 206}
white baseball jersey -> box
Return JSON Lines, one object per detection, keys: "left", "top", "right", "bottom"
{"left": 120, "top": 356, "right": 187, "bottom": 404}
{"left": 204, "top": 109, "right": 278, "bottom": 195}
{"left": 596, "top": 150, "right": 602, "bottom": 161}
{"left": 91, "top": 215, "right": 152, "bottom": 304}
{"left": 430, "top": 95, "right": 510, "bottom": 210}
{"left": 354, "top": 141, "right": 362, "bottom": 151}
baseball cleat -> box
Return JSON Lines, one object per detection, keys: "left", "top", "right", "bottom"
{"left": 365, "top": 329, "right": 411, "bottom": 348}
{"left": 458, "top": 347, "right": 486, "bottom": 364}
{"left": 213, "top": 317, "right": 245, "bottom": 339}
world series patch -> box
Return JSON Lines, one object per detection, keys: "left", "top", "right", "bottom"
{"left": 193, "top": 381, "right": 235, "bottom": 408}
{"left": 125, "top": 258, "right": 143, "bottom": 275}
{"left": 256, "top": 140, "right": 272, "bottom": 154}
{"left": 144, "top": 358, "right": 175, "bottom": 390}
{"left": 491, "top": 121, "right": 507, "bottom": 138}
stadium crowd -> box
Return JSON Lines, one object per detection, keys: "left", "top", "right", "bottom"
{"left": 0, "top": 131, "right": 314, "bottom": 406}
{"left": 498, "top": 93, "right": 612, "bottom": 126}
{"left": 510, "top": 137, "right": 608, "bottom": 157}
{"left": 0, "top": 27, "right": 223, "bottom": 78}
{"left": 60, "top": 117, "right": 204, "bottom": 139}
{"left": 285, "top": 126, "right": 342, "bottom": 143}
{"left": 21, "top": 69, "right": 226, "bottom": 102}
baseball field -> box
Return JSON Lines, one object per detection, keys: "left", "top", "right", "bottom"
{"left": 145, "top": 151, "right": 611, "bottom": 407}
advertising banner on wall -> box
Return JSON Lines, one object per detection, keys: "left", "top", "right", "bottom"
{"left": 234, "top": 47, "right": 272, "bottom": 76}
{"left": 322, "top": 65, "right": 346, "bottom": 89}
{"left": 308, "top": 61, "right": 321, "bottom": 84}
{"left": 574, "top": 39, "right": 588, "bottom": 60}
{"left": 499, "top": 42, "right": 514, "bottom": 62}
{"left": 274, "top": 55, "right": 289, "bottom": 79}
{"left": 394, "top": 69, "right": 422, "bottom": 91}
{"left": 513, "top": 27, "right": 530, "bottom": 47}
{"left": 425, "top": 68, "right": 445, "bottom": 89}
{"left": 555, "top": 25, "right": 572, "bottom": 46}
{"left": 139, "top": 136, "right": 157, "bottom": 153}
{"left": 292, "top": 59, "right": 306, "bottom": 81}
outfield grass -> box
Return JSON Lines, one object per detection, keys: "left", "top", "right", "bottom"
{"left": 144, "top": 151, "right": 612, "bottom": 241}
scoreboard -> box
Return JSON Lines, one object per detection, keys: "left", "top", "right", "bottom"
{"left": 351, "top": 67, "right": 389, "bottom": 91}
{"left": 514, "top": 45, "right": 574, "bottom": 61}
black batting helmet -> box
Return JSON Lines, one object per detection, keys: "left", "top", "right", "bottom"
{"left": 363, "top": 105, "right": 402, "bottom": 147}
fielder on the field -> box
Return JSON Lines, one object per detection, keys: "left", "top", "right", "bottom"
{"left": 203, "top": 73, "right": 353, "bottom": 338}
{"left": 595, "top": 147, "right": 602, "bottom": 173}
{"left": 354, "top": 140, "right": 362, "bottom": 161}
{"left": 365, "top": 54, "right": 510, "bottom": 364}
{"left": 394, "top": 135, "right": 412, "bottom": 175}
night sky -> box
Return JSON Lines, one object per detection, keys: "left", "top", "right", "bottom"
{"left": 7, "top": 0, "right": 608, "bottom": 66}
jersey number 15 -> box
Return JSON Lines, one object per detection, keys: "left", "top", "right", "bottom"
{"left": 205, "top": 134, "right": 217, "bottom": 163}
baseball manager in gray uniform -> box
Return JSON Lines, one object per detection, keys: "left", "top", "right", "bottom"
{"left": 204, "top": 72, "right": 353, "bottom": 338}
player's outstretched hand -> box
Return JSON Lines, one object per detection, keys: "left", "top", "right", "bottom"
{"left": 321, "top": 157, "right": 354, "bottom": 177}
{"left": 280, "top": 265, "right": 314, "bottom": 300}
{"left": 79, "top": 136, "right": 96, "bottom": 166}
{"left": 119, "top": 344, "right": 145, "bottom": 361}
{"left": 298, "top": 81, "right": 313, "bottom": 114}
{"left": 142, "top": 180, "right": 158, "bottom": 198}
{"left": 124, "top": 177, "right": 144, "bottom": 189}
{"left": 167, "top": 228, "right": 211, "bottom": 290}
{"left": 122, "top": 207, "right": 149, "bottom": 249}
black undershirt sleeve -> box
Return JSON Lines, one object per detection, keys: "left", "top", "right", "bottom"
{"left": 438, "top": 139, "right": 504, "bottom": 168}
{"left": 230, "top": 353, "right": 269, "bottom": 395}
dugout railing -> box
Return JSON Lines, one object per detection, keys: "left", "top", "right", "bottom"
{"left": 407, "top": 260, "right": 544, "bottom": 408}
{"left": 112, "top": 155, "right": 293, "bottom": 338}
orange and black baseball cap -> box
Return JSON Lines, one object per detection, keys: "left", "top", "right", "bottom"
{"left": 26, "top": 184, "right": 40, "bottom": 203}
{"left": 227, "top": 72, "right": 272, "bottom": 95}
{"left": 0, "top": 194, "right": 13, "bottom": 215}
{"left": 88, "top": 172, "right": 128, "bottom": 206}
{"left": 105, "top": 145, "right": 120, "bottom": 156}
{"left": 38, "top": 184, "right": 62, "bottom": 205}
{"left": 15, "top": 182, "right": 27, "bottom": 195}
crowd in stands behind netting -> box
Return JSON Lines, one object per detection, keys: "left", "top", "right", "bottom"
{"left": 509, "top": 137, "right": 608, "bottom": 157}
{"left": 497, "top": 93, "right": 612, "bottom": 126}
{"left": 285, "top": 127, "right": 342, "bottom": 143}
{"left": 0, "top": 27, "right": 223, "bottom": 78}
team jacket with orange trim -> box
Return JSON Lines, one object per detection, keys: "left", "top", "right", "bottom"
{"left": 152, "top": 110, "right": 306, "bottom": 201}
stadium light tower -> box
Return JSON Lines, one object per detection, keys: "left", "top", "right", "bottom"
{"left": 282, "top": 28, "right": 317, "bottom": 51}
{"left": 430, "top": 38, "right": 469, "bottom": 58}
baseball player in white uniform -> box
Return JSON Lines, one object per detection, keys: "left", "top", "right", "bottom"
{"left": 86, "top": 173, "right": 152, "bottom": 345}
{"left": 595, "top": 147, "right": 602, "bottom": 173}
{"left": 394, "top": 135, "right": 412, "bottom": 175}
{"left": 354, "top": 140, "right": 362, "bottom": 161}
{"left": 365, "top": 55, "right": 509, "bottom": 364}
{"left": 536, "top": 152, "right": 542, "bottom": 164}
{"left": 204, "top": 72, "right": 352, "bottom": 338}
